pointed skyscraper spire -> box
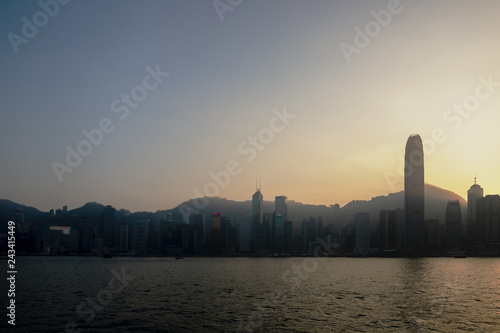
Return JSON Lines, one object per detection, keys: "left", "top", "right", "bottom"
{"left": 404, "top": 134, "right": 425, "bottom": 254}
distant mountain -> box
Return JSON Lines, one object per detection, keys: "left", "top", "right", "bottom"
{"left": 0, "top": 183, "right": 467, "bottom": 229}
{"left": 68, "top": 202, "right": 106, "bottom": 219}
{"left": 0, "top": 199, "right": 47, "bottom": 223}
{"left": 68, "top": 202, "right": 155, "bottom": 225}
{"left": 173, "top": 184, "right": 467, "bottom": 229}
{"left": 339, "top": 184, "right": 466, "bottom": 226}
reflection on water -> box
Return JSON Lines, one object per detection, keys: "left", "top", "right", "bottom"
{"left": 2, "top": 257, "right": 499, "bottom": 332}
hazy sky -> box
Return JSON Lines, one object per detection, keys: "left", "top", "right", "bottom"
{"left": 1, "top": 0, "right": 499, "bottom": 212}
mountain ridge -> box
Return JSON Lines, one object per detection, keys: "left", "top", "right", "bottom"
{"left": 0, "top": 183, "right": 466, "bottom": 228}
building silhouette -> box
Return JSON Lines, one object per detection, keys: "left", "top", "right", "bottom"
{"left": 302, "top": 218, "right": 317, "bottom": 254}
{"left": 285, "top": 221, "right": 293, "bottom": 253}
{"left": 467, "top": 176, "right": 483, "bottom": 246}
{"left": 445, "top": 200, "right": 462, "bottom": 250}
{"left": 238, "top": 222, "right": 251, "bottom": 252}
{"left": 378, "top": 209, "right": 404, "bottom": 252}
{"left": 132, "top": 219, "right": 149, "bottom": 254}
{"left": 119, "top": 223, "right": 129, "bottom": 252}
{"left": 275, "top": 196, "right": 288, "bottom": 222}
{"left": 404, "top": 134, "right": 425, "bottom": 253}
{"left": 252, "top": 188, "right": 263, "bottom": 233}
{"left": 425, "top": 219, "right": 440, "bottom": 250}
{"left": 476, "top": 195, "right": 500, "bottom": 252}
{"left": 210, "top": 213, "right": 223, "bottom": 254}
{"left": 99, "top": 205, "right": 116, "bottom": 250}
{"left": 272, "top": 213, "right": 285, "bottom": 252}
{"left": 354, "top": 213, "right": 370, "bottom": 252}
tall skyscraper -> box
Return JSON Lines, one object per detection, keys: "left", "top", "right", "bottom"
{"left": 476, "top": 195, "right": 500, "bottom": 251}
{"left": 132, "top": 219, "right": 149, "bottom": 254}
{"left": 275, "top": 196, "right": 288, "bottom": 221}
{"left": 354, "top": 213, "right": 370, "bottom": 252}
{"left": 467, "top": 176, "right": 483, "bottom": 246}
{"left": 302, "top": 218, "right": 317, "bottom": 254}
{"left": 238, "top": 222, "right": 251, "bottom": 252}
{"left": 285, "top": 221, "right": 293, "bottom": 253}
{"left": 404, "top": 134, "right": 425, "bottom": 253}
{"left": 468, "top": 176, "right": 484, "bottom": 220}
{"left": 273, "top": 213, "right": 285, "bottom": 252}
{"left": 378, "top": 209, "right": 401, "bottom": 252}
{"left": 445, "top": 200, "right": 462, "bottom": 250}
{"left": 210, "top": 212, "right": 223, "bottom": 254}
{"left": 100, "top": 205, "right": 116, "bottom": 250}
{"left": 425, "top": 219, "right": 440, "bottom": 249}
{"left": 119, "top": 224, "right": 129, "bottom": 252}
{"left": 252, "top": 188, "right": 263, "bottom": 233}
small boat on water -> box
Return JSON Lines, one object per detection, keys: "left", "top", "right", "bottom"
{"left": 449, "top": 251, "right": 466, "bottom": 258}
{"left": 103, "top": 253, "right": 112, "bottom": 258}
{"left": 175, "top": 257, "right": 184, "bottom": 260}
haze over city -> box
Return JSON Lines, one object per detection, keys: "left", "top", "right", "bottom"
{"left": 4, "top": 2, "right": 500, "bottom": 332}
{"left": 1, "top": 0, "right": 500, "bottom": 213}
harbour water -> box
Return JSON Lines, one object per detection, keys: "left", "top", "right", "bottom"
{"left": 3, "top": 256, "right": 500, "bottom": 332}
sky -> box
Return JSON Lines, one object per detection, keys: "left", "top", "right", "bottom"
{"left": 1, "top": 0, "right": 499, "bottom": 213}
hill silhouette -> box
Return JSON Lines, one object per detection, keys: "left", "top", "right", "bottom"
{"left": 0, "top": 183, "right": 466, "bottom": 229}
{"left": 0, "top": 199, "right": 46, "bottom": 223}
{"left": 172, "top": 183, "right": 466, "bottom": 229}
{"left": 338, "top": 183, "right": 466, "bottom": 226}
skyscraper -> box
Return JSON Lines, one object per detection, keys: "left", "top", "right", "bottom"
{"left": 210, "top": 213, "right": 223, "bottom": 254}
{"left": 252, "top": 188, "right": 263, "bottom": 233}
{"left": 238, "top": 222, "right": 251, "bottom": 252}
{"left": 273, "top": 213, "right": 285, "bottom": 252}
{"left": 132, "top": 219, "right": 149, "bottom": 254}
{"left": 100, "top": 205, "right": 116, "bottom": 250}
{"left": 404, "top": 134, "right": 425, "bottom": 253}
{"left": 476, "top": 195, "right": 500, "bottom": 251}
{"left": 467, "top": 176, "right": 483, "bottom": 246}
{"left": 468, "top": 177, "right": 484, "bottom": 220}
{"left": 354, "top": 213, "right": 370, "bottom": 252}
{"left": 378, "top": 209, "right": 402, "bottom": 252}
{"left": 445, "top": 200, "right": 462, "bottom": 250}
{"left": 275, "top": 196, "right": 288, "bottom": 221}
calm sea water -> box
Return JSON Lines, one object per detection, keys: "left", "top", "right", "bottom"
{"left": 2, "top": 256, "right": 500, "bottom": 332}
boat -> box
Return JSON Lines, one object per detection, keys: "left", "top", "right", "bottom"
{"left": 103, "top": 253, "right": 112, "bottom": 258}
{"left": 449, "top": 251, "right": 466, "bottom": 258}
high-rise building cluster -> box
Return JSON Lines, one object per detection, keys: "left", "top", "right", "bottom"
{"left": 1, "top": 134, "right": 499, "bottom": 256}
{"left": 373, "top": 134, "right": 500, "bottom": 255}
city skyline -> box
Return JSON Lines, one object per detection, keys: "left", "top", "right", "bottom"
{"left": 4, "top": 169, "right": 496, "bottom": 257}
{"left": 3, "top": 2, "right": 500, "bottom": 332}
{"left": 0, "top": 176, "right": 484, "bottom": 218}
{"left": 1, "top": 1, "right": 500, "bottom": 213}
